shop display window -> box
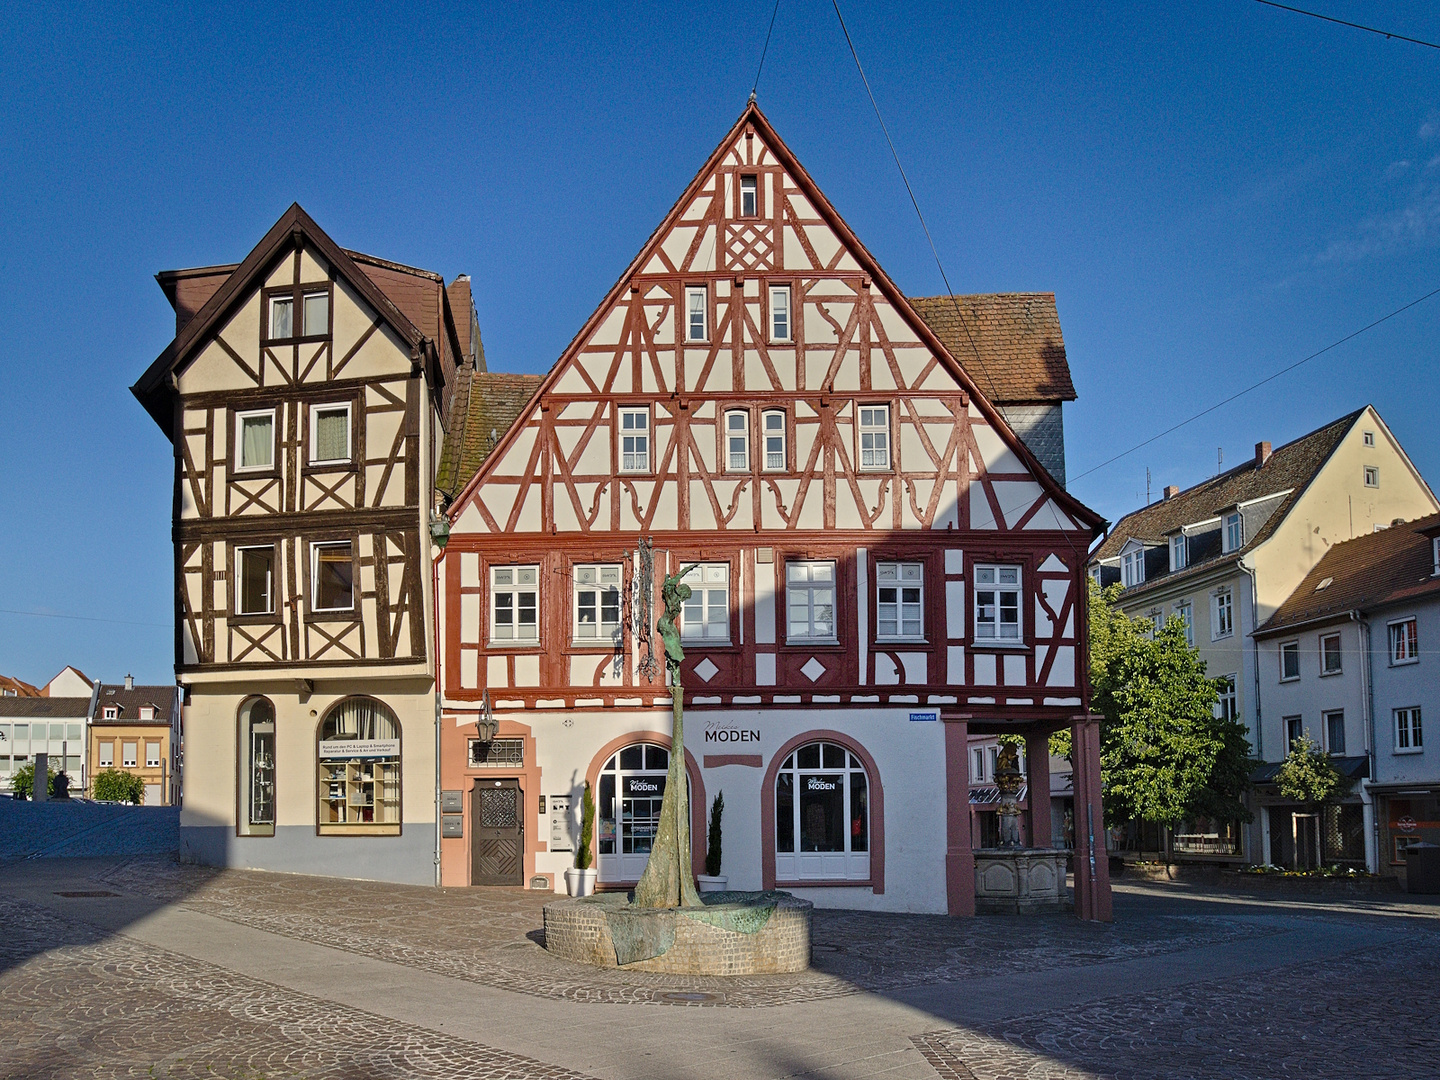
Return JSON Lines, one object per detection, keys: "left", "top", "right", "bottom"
{"left": 238, "top": 697, "right": 275, "bottom": 836}
{"left": 596, "top": 742, "right": 670, "bottom": 883}
{"left": 316, "top": 697, "right": 401, "bottom": 835}
{"left": 774, "top": 740, "right": 870, "bottom": 882}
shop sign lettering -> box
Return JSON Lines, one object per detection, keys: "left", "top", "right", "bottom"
{"left": 318, "top": 738, "right": 400, "bottom": 760}
{"left": 909, "top": 711, "right": 938, "bottom": 722}
{"left": 704, "top": 728, "right": 761, "bottom": 743}
{"left": 623, "top": 776, "right": 666, "bottom": 798}
{"left": 1398, "top": 816, "right": 1418, "bottom": 833}
{"left": 806, "top": 776, "right": 839, "bottom": 791}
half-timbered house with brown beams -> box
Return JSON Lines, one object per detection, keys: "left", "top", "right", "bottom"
{"left": 133, "top": 204, "right": 476, "bottom": 884}
{"left": 436, "top": 103, "right": 1112, "bottom": 917}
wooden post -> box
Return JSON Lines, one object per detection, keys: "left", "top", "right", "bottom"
{"left": 1070, "top": 714, "right": 1112, "bottom": 922}
{"left": 944, "top": 715, "right": 975, "bottom": 917}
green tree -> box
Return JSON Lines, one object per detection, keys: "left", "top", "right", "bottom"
{"left": 1075, "top": 581, "right": 1253, "bottom": 828}
{"left": 705, "top": 790, "right": 725, "bottom": 877}
{"left": 1276, "top": 732, "right": 1353, "bottom": 805}
{"left": 92, "top": 768, "right": 145, "bottom": 804}
{"left": 11, "top": 761, "right": 57, "bottom": 800}
{"left": 573, "top": 781, "right": 595, "bottom": 870}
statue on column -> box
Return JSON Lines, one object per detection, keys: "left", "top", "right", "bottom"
{"left": 632, "top": 563, "right": 702, "bottom": 909}
{"left": 995, "top": 741, "right": 1024, "bottom": 850}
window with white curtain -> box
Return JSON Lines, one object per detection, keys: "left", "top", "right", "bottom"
{"left": 763, "top": 410, "right": 786, "bottom": 471}
{"left": 236, "top": 410, "right": 275, "bottom": 472}
{"left": 725, "top": 410, "right": 749, "bottom": 471}
{"left": 573, "top": 564, "right": 623, "bottom": 643}
{"left": 311, "top": 403, "right": 351, "bottom": 464}
{"left": 858, "top": 406, "right": 890, "bottom": 470}
{"left": 619, "top": 409, "right": 650, "bottom": 472}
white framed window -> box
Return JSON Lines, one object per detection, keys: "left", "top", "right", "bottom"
{"left": 774, "top": 741, "right": 870, "bottom": 882}
{"left": 1433, "top": 536, "right": 1440, "bottom": 576}
{"left": 681, "top": 564, "right": 730, "bottom": 643}
{"left": 310, "top": 541, "right": 354, "bottom": 612}
{"left": 269, "top": 294, "right": 293, "bottom": 339}
{"left": 573, "top": 564, "right": 622, "bottom": 644}
{"left": 786, "top": 561, "right": 837, "bottom": 642}
{"left": 236, "top": 545, "right": 275, "bottom": 616}
{"left": 1211, "top": 588, "right": 1234, "bottom": 639}
{"left": 1321, "top": 633, "right": 1342, "bottom": 675}
{"left": 122, "top": 742, "right": 137, "bottom": 768}
{"left": 686, "top": 286, "right": 708, "bottom": 341}
{"left": 1324, "top": 710, "right": 1346, "bottom": 755}
{"left": 1364, "top": 466, "right": 1379, "bottom": 488}
{"left": 1216, "top": 674, "right": 1238, "bottom": 723}
{"left": 145, "top": 743, "right": 160, "bottom": 768}
{"left": 763, "top": 409, "right": 787, "bottom": 471}
{"left": 740, "top": 174, "right": 758, "bottom": 216}
{"left": 1395, "top": 707, "right": 1423, "bottom": 752}
{"left": 1170, "top": 535, "right": 1186, "bottom": 572}
{"left": 310, "top": 403, "right": 351, "bottom": 464}
{"left": 971, "top": 746, "right": 987, "bottom": 783}
{"left": 876, "top": 562, "right": 923, "bottom": 640}
{"left": 303, "top": 290, "right": 329, "bottom": 337}
{"left": 138, "top": 706, "right": 156, "bottom": 721}
{"left": 1389, "top": 618, "right": 1418, "bottom": 665}
{"left": 98, "top": 742, "right": 113, "bottom": 767}
{"left": 235, "top": 409, "right": 276, "bottom": 472}
{"left": 1176, "top": 602, "right": 1193, "bottom": 646}
{"left": 974, "top": 565, "right": 1022, "bottom": 642}
{"left": 102, "top": 706, "right": 119, "bottom": 720}
{"left": 1363, "top": 430, "right": 1375, "bottom": 447}
{"left": 725, "top": 410, "right": 749, "bottom": 471}
{"left": 858, "top": 405, "right": 890, "bottom": 470}
{"left": 1122, "top": 549, "right": 1145, "bottom": 588}
{"left": 619, "top": 408, "right": 650, "bottom": 472}
{"left": 267, "top": 287, "right": 329, "bottom": 340}
{"left": 1223, "top": 512, "right": 1243, "bottom": 553}
{"left": 1280, "top": 640, "right": 1300, "bottom": 681}
{"left": 769, "top": 285, "right": 790, "bottom": 341}
{"left": 491, "top": 566, "right": 539, "bottom": 643}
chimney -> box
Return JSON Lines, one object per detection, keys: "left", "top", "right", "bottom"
{"left": 1163, "top": 485, "right": 1179, "bottom": 500}
{"left": 1255, "top": 441, "right": 1272, "bottom": 468}
{"left": 124, "top": 673, "right": 133, "bottom": 691}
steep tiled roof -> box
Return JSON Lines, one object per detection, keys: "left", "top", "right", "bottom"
{"left": 1257, "top": 512, "right": 1440, "bottom": 636}
{"left": 0, "top": 675, "right": 40, "bottom": 698}
{"left": 1090, "top": 410, "right": 1363, "bottom": 596}
{"left": 908, "top": 293, "right": 1076, "bottom": 404}
{"left": 92, "top": 684, "right": 177, "bottom": 725}
{"left": 436, "top": 370, "right": 543, "bottom": 499}
{"left": 0, "top": 697, "right": 89, "bottom": 718}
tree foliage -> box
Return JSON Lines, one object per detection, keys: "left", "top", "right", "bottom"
{"left": 11, "top": 761, "right": 56, "bottom": 800}
{"left": 705, "top": 790, "right": 724, "bottom": 877}
{"left": 1276, "top": 733, "right": 1352, "bottom": 805}
{"left": 574, "top": 781, "right": 595, "bottom": 870}
{"left": 93, "top": 768, "right": 145, "bottom": 804}
{"left": 1085, "top": 581, "right": 1254, "bottom": 828}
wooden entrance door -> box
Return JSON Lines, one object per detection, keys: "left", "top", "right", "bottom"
{"left": 471, "top": 778, "right": 523, "bottom": 885}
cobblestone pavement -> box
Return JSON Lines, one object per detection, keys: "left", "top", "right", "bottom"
{"left": 0, "top": 799, "right": 178, "bottom": 859}
{"left": 0, "top": 891, "right": 593, "bottom": 1080}
{"left": 94, "top": 858, "right": 1276, "bottom": 1007}
{"left": 912, "top": 938, "right": 1440, "bottom": 1079}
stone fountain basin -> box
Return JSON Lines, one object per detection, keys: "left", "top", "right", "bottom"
{"left": 543, "top": 890, "right": 812, "bottom": 974}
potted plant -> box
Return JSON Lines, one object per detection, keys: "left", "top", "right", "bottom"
{"left": 697, "top": 790, "right": 727, "bottom": 892}
{"left": 564, "top": 782, "right": 598, "bottom": 897}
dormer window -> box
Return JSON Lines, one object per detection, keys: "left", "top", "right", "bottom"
{"left": 1223, "top": 512, "right": 1243, "bottom": 553}
{"left": 103, "top": 706, "right": 119, "bottom": 720}
{"left": 1433, "top": 537, "right": 1439, "bottom": 576}
{"left": 1170, "top": 535, "right": 1187, "bottom": 572}
{"left": 139, "top": 706, "right": 157, "bottom": 721}
{"left": 1122, "top": 548, "right": 1145, "bottom": 587}
{"left": 740, "top": 174, "right": 758, "bottom": 217}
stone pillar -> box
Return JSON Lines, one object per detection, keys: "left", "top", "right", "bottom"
{"left": 1070, "top": 715, "right": 1112, "bottom": 922}
{"left": 1026, "top": 730, "right": 1052, "bottom": 849}
{"left": 944, "top": 716, "right": 975, "bottom": 917}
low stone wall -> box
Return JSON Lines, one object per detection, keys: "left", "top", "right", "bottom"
{"left": 543, "top": 893, "right": 812, "bottom": 974}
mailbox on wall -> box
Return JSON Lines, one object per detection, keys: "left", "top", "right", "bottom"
{"left": 441, "top": 789, "right": 463, "bottom": 813}
{"left": 441, "top": 815, "right": 464, "bottom": 838}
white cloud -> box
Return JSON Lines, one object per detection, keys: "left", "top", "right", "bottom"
{"left": 1387, "top": 160, "right": 1413, "bottom": 178}
{"left": 1316, "top": 180, "right": 1440, "bottom": 264}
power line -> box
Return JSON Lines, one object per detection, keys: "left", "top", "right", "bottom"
{"left": 750, "top": 0, "right": 783, "bottom": 101}
{"left": 0, "top": 607, "right": 170, "bottom": 629}
{"left": 828, "top": 0, "right": 1005, "bottom": 408}
{"left": 1252, "top": 0, "right": 1440, "bottom": 51}
{"left": 1068, "top": 285, "right": 1440, "bottom": 487}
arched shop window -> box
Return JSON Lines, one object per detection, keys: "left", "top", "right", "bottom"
{"left": 596, "top": 742, "right": 670, "bottom": 882}
{"left": 237, "top": 697, "right": 275, "bottom": 837}
{"left": 316, "top": 697, "right": 401, "bottom": 835}
{"left": 775, "top": 741, "right": 869, "bottom": 881}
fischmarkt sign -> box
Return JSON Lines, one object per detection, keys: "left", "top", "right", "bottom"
{"left": 318, "top": 739, "right": 400, "bottom": 760}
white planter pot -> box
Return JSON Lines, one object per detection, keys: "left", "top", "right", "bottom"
{"left": 696, "top": 874, "right": 728, "bottom": 893}
{"left": 565, "top": 867, "right": 598, "bottom": 897}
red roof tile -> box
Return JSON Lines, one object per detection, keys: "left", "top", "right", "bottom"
{"left": 908, "top": 293, "right": 1076, "bottom": 404}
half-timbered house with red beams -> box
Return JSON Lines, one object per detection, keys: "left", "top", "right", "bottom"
{"left": 133, "top": 205, "right": 478, "bottom": 884}
{"left": 437, "top": 103, "right": 1112, "bottom": 917}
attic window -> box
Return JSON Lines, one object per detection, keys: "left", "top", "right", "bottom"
{"left": 103, "top": 706, "right": 119, "bottom": 720}
{"left": 740, "top": 174, "right": 758, "bottom": 217}
{"left": 1315, "top": 576, "right": 1333, "bottom": 592}
{"left": 139, "top": 706, "right": 157, "bottom": 721}
{"left": 1363, "top": 431, "right": 1375, "bottom": 447}
{"left": 265, "top": 284, "right": 331, "bottom": 342}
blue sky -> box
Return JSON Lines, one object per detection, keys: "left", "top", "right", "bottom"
{"left": 2, "top": 1, "right": 1438, "bottom": 686}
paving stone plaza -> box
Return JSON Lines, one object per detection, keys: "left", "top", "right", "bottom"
{"left": 1, "top": 852, "right": 1438, "bottom": 1079}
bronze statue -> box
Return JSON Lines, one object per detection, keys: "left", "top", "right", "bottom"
{"left": 995, "top": 740, "right": 1023, "bottom": 849}
{"left": 633, "top": 563, "right": 703, "bottom": 908}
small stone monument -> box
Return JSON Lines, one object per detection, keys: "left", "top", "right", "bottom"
{"left": 974, "top": 738, "right": 1068, "bottom": 914}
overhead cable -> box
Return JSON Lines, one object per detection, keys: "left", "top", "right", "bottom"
{"left": 1251, "top": 1, "right": 1440, "bottom": 51}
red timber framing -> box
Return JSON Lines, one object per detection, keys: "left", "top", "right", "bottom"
{"left": 441, "top": 103, "right": 1107, "bottom": 916}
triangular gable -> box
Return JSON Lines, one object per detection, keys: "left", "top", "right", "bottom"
{"left": 448, "top": 102, "right": 1102, "bottom": 533}
{"left": 132, "top": 203, "right": 432, "bottom": 438}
